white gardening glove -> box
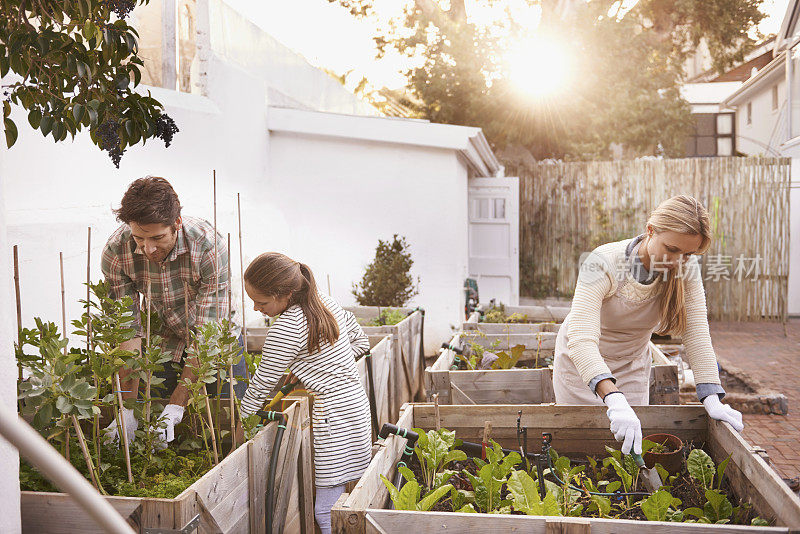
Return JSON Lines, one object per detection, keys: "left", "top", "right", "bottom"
{"left": 603, "top": 392, "right": 642, "bottom": 455}
{"left": 103, "top": 406, "right": 138, "bottom": 445}
{"left": 703, "top": 394, "right": 744, "bottom": 432}
{"left": 154, "top": 404, "right": 185, "bottom": 450}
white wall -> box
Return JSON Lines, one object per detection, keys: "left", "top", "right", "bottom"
{"left": 267, "top": 131, "right": 470, "bottom": 351}
{"left": 1, "top": 56, "right": 273, "bottom": 340}
{"left": 0, "top": 169, "right": 22, "bottom": 533}
{"left": 735, "top": 78, "right": 785, "bottom": 156}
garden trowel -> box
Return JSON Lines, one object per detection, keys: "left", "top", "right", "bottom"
{"left": 632, "top": 452, "right": 663, "bottom": 492}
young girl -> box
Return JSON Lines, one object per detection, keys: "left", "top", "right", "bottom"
{"left": 554, "top": 195, "right": 744, "bottom": 455}
{"left": 238, "top": 253, "right": 372, "bottom": 534}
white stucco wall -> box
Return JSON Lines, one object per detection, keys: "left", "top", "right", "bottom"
{"left": 267, "top": 131, "right": 471, "bottom": 351}
{"left": 1, "top": 56, "right": 272, "bottom": 340}
{"left": 0, "top": 172, "right": 22, "bottom": 533}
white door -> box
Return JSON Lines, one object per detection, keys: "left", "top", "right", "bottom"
{"left": 468, "top": 177, "right": 519, "bottom": 306}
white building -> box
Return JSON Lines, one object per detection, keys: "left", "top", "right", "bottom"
{"left": 719, "top": 0, "right": 800, "bottom": 316}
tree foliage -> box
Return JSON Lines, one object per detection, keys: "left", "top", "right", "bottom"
{"left": 329, "top": 0, "right": 765, "bottom": 159}
{"left": 0, "top": 0, "right": 178, "bottom": 166}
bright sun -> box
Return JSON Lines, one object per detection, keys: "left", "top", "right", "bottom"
{"left": 507, "top": 36, "right": 571, "bottom": 98}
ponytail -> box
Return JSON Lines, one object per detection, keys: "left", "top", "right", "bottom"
{"left": 294, "top": 263, "right": 339, "bottom": 353}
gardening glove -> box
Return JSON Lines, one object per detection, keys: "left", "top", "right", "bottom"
{"left": 102, "top": 406, "right": 138, "bottom": 446}
{"left": 702, "top": 394, "right": 744, "bottom": 432}
{"left": 154, "top": 403, "right": 185, "bottom": 450}
{"left": 603, "top": 391, "right": 642, "bottom": 455}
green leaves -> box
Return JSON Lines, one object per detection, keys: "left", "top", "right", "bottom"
{"left": 704, "top": 489, "right": 733, "bottom": 523}
{"left": 507, "top": 470, "right": 560, "bottom": 516}
{"left": 4, "top": 117, "right": 17, "bottom": 148}
{"left": 380, "top": 467, "right": 453, "bottom": 511}
{"left": 491, "top": 344, "right": 525, "bottom": 370}
{"left": 687, "top": 449, "right": 716, "bottom": 491}
{"left": 641, "top": 489, "right": 681, "bottom": 521}
{"left": 413, "top": 427, "right": 467, "bottom": 492}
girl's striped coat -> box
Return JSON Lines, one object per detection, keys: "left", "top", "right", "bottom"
{"left": 240, "top": 294, "right": 372, "bottom": 487}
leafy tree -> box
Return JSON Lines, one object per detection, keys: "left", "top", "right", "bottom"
{"left": 1, "top": 0, "right": 178, "bottom": 166}
{"left": 329, "top": 0, "right": 765, "bottom": 159}
{"left": 353, "top": 234, "right": 419, "bottom": 306}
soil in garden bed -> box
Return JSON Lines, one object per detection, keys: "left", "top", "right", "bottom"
{"left": 403, "top": 441, "right": 761, "bottom": 524}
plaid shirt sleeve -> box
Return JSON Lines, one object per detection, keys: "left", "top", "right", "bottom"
{"left": 194, "top": 231, "right": 230, "bottom": 328}
{"left": 100, "top": 239, "right": 143, "bottom": 337}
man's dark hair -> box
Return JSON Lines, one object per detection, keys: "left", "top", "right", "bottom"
{"left": 114, "top": 176, "right": 182, "bottom": 225}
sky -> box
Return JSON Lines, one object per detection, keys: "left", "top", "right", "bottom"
{"left": 225, "top": 0, "right": 792, "bottom": 91}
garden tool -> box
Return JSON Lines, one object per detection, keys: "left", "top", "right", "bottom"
{"left": 632, "top": 452, "right": 663, "bottom": 492}
{"left": 265, "top": 372, "right": 300, "bottom": 410}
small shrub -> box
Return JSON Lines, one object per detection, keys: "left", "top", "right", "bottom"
{"left": 353, "top": 235, "right": 419, "bottom": 306}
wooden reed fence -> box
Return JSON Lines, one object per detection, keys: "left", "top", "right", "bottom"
{"left": 511, "top": 157, "right": 791, "bottom": 322}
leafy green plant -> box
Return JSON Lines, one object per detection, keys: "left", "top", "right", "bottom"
{"left": 507, "top": 470, "right": 560, "bottom": 516}
{"left": 363, "top": 308, "right": 407, "bottom": 326}
{"left": 1, "top": 0, "right": 178, "bottom": 166}
{"left": 380, "top": 466, "right": 453, "bottom": 511}
{"left": 463, "top": 440, "right": 520, "bottom": 514}
{"left": 411, "top": 428, "right": 467, "bottom": 492}
{"left": 640, "top": 489, "right": 682, "bottom": 521}
{"left": 490, "top": 344, "right": 525, "bottom": 370}
{"left": 687, "top": 449, "right": 717, "bottom": 491}
{"left": 352, "top": 235, "right": 419, "bottom": 306}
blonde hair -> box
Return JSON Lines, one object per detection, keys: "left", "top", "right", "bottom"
{"left": 648, "top": 195, "right": 712, "bottom": 336}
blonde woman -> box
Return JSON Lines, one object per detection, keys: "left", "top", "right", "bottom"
{"left": 554, "top": 195, "right": 743, "bottom": 455}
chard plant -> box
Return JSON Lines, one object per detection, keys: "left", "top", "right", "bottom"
{"left": 380, "top": 466, "right": 453, "bottom": 511}
{"left": 412, "top": 428, "right": 467, "bottom": 492}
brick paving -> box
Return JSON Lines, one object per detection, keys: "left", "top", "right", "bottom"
{"left": 710, "top": 318, "right": 800, "bottom": 480}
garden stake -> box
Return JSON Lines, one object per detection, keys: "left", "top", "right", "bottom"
{"left": 86, "top": 229, "right": 100, "bottom": 467}
{"left": 13, "top": 245, "right": 22, "bottom": 380}
{"left": 203, "top": 384, "right": 220, "bottom": 464}
{"left": 237, "top": 193, "right": 248, "bottom": 354}
{"left": 227, "top": 232, "right": 236, "bottom": 450}
{"left": 327, "top": 274, "right": 332, "bottom": 296}
{"left": 113, "top": 372, "right": 134, "bottom": 483}
{"left": 213, "top": 171, "right": 221, "bottom": 448}
{"left": 71, "top": 414, "right": 105, "bottom": 494}
{"left": 481, "top": 421, "right": 492, "bottom": 460}
{"left": 433, "top": 393, "right": 440, "bottom": 431}
{"left": 144, "top": 279, "right": 152, "bottom": 424}
{"left": 59, "top": 252, "right": 67, "bottom": 357}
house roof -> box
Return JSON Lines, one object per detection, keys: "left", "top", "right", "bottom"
{"left": 267, "top": 106, "right": 502, "bottom": 177}
{"left": 721, "top": 51, "right": 786, "bottom": 108}
{"left": 681, "top": 82, "right": 743, "bottom": 113}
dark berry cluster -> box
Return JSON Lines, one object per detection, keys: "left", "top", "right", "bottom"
{"left": 104, "top": 0, "right": 136, "bottom": 19}
{"left": 155, "top": 113, "right": 179, "bottom": 147}
{"left": 98, "top": 120, "right": 124, "bottom": 167}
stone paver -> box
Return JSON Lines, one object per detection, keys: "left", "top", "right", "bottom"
{"left": 710, "top": 318, "right": 800, "bottom": 480}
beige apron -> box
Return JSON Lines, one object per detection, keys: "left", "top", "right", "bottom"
{"left": 553, "top": 277, "right": 661, "bottom": 406}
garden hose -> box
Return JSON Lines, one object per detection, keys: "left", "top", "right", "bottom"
{"left": 361, "top": 352, "right": 380, "bottom": 441}
{"left": 264, "top": 373, "right": 300, "bottom": 410}
{"left": 257, "top": 409, "right": 289, "bottom": 534}
{"left": 441, "top": 342, "right": 464, "bottom": 370}
{"left": 378, "top": 423, "right": 420, "bottom": 491}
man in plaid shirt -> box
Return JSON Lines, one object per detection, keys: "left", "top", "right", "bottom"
{"left": 101, "top": 176, "right": 247, "bottom": 448}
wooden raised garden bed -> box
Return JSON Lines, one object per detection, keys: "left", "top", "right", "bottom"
{"left": 21, "top": 397, "right": 314, "bottom": 534}
{"left": 332, "top": 403, "right": 800, "bottom": 533}
{"left": 426, "top": 332, "right": 680, "bottom": 405}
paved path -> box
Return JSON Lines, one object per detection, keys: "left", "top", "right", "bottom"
{"left": 710, "top": 319, "right": 800, "bottom": 480}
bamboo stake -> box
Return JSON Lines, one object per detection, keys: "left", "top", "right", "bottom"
{"left": 237, "top": 193, "right": 247, "bottom": 351}
{"left": 87, "top": 228, "right": 100, "bottom": 467}
{"left": 145, "top": 279, "right": 152, "bottom": 424}
{"left": 113, "top": 372, "right": 133, "bottom": 483}
{"left": 71, "top": 414, "right": 104, "bottom": 494}
{"left": 212, "top": 170, "right": 221, "bottom": 449}
{"left": 432, "top": 393, "right": 440, "bottom": 431}
{"left": 327, "top": 274, "right": 332, "bottom": 297}
{"left": 59, "top": 252, "right": 67, "bottom": 357}
{"left": 13, "top": 245, "right": 22, "bottom": 381}
{"left": 228, "top": 233, "right": 236, "bottom": 450}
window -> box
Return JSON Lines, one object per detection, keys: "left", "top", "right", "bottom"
{"left": 684, "top": 112, "right": 735, "bottom": 157}
{"left": 772, "top": 85, "right": 779, "bottom": 111}
{"left": 747, "top": 102, "right": 753, "bottom": 125}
